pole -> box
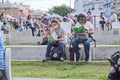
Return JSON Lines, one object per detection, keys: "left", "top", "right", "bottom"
{"left": 2, "top": 0, "right": 4, "bottom": 4}
{"left": 70, "top": 0, "right": 71, "bottom": 8}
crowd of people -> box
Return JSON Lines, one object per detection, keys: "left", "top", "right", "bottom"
{"left": 0, "top": 10, "right": 120, "bottom": 36}
{"left": 0, "top": 9, "right": 120, "bottom": 79}
{"left": 41, "top": 10, "right": 120, "bottom": 62}
{"left": 0, "top": 10, "right": 120, "bottom": 62}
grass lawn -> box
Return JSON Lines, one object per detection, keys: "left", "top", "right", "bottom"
{"left": 12, "top": 61, "right": 110, "bottom": 80}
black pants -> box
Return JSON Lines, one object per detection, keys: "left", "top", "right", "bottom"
{"left": 0, "top": 70, "right": 8, "bottom": 80}
{"left": 30, "top": 27, "right": 36, "bottom": 36}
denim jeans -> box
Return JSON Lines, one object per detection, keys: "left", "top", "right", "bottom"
{"left": 45, "top": 41, "right": 66, "bottom": 58}
{"left": 71, "top": 37, "right": 92, "bottom": 61}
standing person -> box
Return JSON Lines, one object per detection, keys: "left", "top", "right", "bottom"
{"left": 110, "top": 10, "right": 118, "bottom": 22}
{"left": 86, "top": 10, "right": 93, "bottom": 24}
{"left": 26, "top": 15, "right": 35, "bottom": 36}
{"left": 71, "top": 14, "right": 94, "bottom": 62}
{"left": 43, "top": 19, "right": 66, "bottom": 62}
{"left": 0, "top": 30, "right": 7, "bottom": 80}
{"left": 110, "top": 10, "right": 118, "bottom": 30}
{"left": 1, "top": 19, "right": 9, "bottom": 34}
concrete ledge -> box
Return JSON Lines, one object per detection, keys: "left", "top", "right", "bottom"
{"left": 5, "top": 45, "right": 120, "bottom": 61}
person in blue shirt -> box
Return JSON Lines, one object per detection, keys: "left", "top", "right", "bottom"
{"left": 1, "top": 19, "right": 9, "bottom": 34}
{"left": 0, "top": 31, "right": 7, "bottom": 80}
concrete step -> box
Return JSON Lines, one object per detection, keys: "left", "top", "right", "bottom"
{"left": 9, "top": 29, "right": 32, "bottom": 37}
{"left": 3, "top": 28, "right": 120, "bottom": 45}
{"left": 9, "top": 36, "right": 43, "bottom": 44}
{"left": 6, "top": 45, "right": 120, "bottom": 61}
{"left": 3, "top": 33, "right": 120, "bottom": 45}
{"left": 94, "top": 35, "right": 120, "bottom": 44}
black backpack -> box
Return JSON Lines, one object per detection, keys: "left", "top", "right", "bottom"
{"left": 108, "top": 51, "right": 120, "bottom": 66}
{"left": 111, "top": 51, "right": 120, "bottom": 63}
{"left": 50, "top": 47, "right": 61, "bottom": 60}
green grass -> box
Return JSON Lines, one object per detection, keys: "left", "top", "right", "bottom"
{"left": 12, "top": 61, "right": 110, "bottom": 79}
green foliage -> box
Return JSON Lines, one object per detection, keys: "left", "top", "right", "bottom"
{"left": 48, "top": 4, "right": 73, "bottom": 16}
{"left": 12, "top": 61, "right": 110, "bottom": 79}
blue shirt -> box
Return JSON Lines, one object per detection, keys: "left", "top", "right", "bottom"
{"left": 50, "top": 27, "right": 66, "bottom": 44}
{"left": 0, "top": 31, "right": 5, "bottom": 70}
{"left": 2, "top": 23, "right": 9, "bottom": 30}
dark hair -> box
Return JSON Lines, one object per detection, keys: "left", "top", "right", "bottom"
{"left": 27, "top": 15, "right": 31, "bottom": 19}
{"left": 77, "top": 14, "right": 87, "bottom": 23}
{"left": 87, "top": 11, "right": 91, "bottom": 14}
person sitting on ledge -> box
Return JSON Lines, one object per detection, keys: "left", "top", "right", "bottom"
{"left": 43, "top": 19, "right": 66, "bottom": 62}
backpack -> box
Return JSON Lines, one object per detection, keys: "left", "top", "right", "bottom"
{"left": 50, "top": 47, "right": 61, "bottom": 60}
{"left": 110, "top": 51, "right": 120, "bottom": 64}
{"left": 38, "top": 37, "right": 48, "bottom": 45}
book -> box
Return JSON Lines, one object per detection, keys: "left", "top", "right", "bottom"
{"left": 47, "top": 31, "right": 58, "bottom": 42}
{"left": 73, "top": 26, "right": 85, "bottom": 33}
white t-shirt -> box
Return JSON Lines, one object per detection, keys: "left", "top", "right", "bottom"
{"left": 75, "top": 21, "right": 94, "bottom": 31}
{"left": 61, "top": 19, "right": 74, "bottom": 34}
{"left": 110, "top": 13, "right": 118, "bottom": 22}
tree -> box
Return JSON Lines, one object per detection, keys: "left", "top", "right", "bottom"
{"left": 48, "top": 4, "right": 74, "bottom": 16}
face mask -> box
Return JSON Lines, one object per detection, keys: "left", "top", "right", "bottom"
{"left": 53, "top": 25, "right": 58, "bottom": 29}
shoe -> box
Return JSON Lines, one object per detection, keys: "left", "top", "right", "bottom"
{"left": 60, "top": 57, "right": 64, "bottom": 62}
{"left": 38, "top": 42, "right": 41, "bottom": 45}
{"left": 42, "top": 58, "right": 49, "bottom": 62}
{"left": 85, "top": 58, "right": 89, "bottom": 62}
{"left": 76, "top": 60, "right": 79, "bottom": 62}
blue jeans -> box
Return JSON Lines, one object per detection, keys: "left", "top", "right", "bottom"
{"left": 45, "top": 41, "right": 66, "bottom": 58}
{"left": 71, "top": 37, "right": 92, "bottom": 61}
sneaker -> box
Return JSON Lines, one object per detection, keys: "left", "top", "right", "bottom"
{"left": 42, "top": 58, "right": 49, "bottom": 62}
{"left": 60, "top": 57, "right": 64, "bottom": 62}
{"left": 85, "top": 58, "right": 89, "bottom": 62}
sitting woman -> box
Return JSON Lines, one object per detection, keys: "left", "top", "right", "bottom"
{"left": 71, "top": 14, "right": 94, "bottom": 62}
{"left": 43, "top": 19, "right": 66, "bottom": 61}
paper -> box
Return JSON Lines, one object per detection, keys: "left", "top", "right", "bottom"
{"left": 48, "top": 31, "right": 58, "bottom": 42}
{"left": 73, "top": 26, "right": 85, "bottom": 33}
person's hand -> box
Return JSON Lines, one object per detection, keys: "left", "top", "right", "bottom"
{"left": 47, "top": 38, "right": 51, "bottom": 42}
{"left": 72, "top": 32, "right": 76, "bottom": 35}
{"left": 115, "top": 64, "right": 118, "bottom": 67}
{"left": 84, "top": 30, "right": 89, "bottom": 34}
{"left": 54, "top": 39, "right": 59, "bottom": 42}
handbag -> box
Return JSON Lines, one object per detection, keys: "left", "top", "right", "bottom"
{"left": 69, "top": 39, "right": 74, "bottom": 61}
{"left": 76, "top": 33, "right": 88, "bottom": 43}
